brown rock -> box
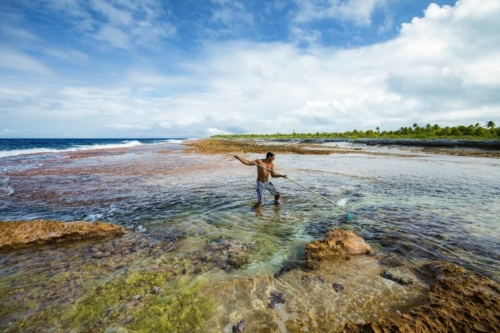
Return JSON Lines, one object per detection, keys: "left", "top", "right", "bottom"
{"left": 0, "top": 220, "right": 127, "bottom": 250}
{"left": 343, "top": 261, "right": 500, "bottom": 333}
{"left": 305, "top": 229, "right": 372, "bottom": 263}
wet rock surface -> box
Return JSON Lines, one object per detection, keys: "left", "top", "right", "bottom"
{"left": 305, "top": 229, "right": 372, "bottom": 265}
{"left": 343, "top": 261, "right": 500, "bottom": 333}
{"left": 378, "top": 253, "right": 405, "bottom": 267}
{"left": 382, "top": 268, "right": 416, "bottom": 285}
{"left": 182, "top": 238, "right": 253, "bottom": 273}
{"left": 0, "top": 220, "right": 126, "bottom": 250}
{"left": 0, "top": 229, "right": 186, "bottom": 331}
{"left": 268, "top": 291, "right": 286, "bottom": 308}
{"left": 333, "top": 283, "right": 345, "bottom": 292}
{"left": 232, "top": 319, "right": 246, "bottom": 333}
{"left": 89, "top": 230, "right": 184, "bottom": 259}
{"left": 274, "top": 266, "right": 293, "bottom": 278}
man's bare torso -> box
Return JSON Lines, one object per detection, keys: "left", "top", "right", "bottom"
{"left": 254, "top": 159, "right": 274, "bottom": 182}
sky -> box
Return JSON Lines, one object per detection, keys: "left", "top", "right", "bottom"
{"left": 0, "top": 0, "right": 499, "bottom": 138}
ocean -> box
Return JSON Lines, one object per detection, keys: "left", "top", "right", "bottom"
{"left": 0, "top": 138, "right": 186, "bottom": 159}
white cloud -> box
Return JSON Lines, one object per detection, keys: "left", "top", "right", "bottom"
{"left": 0, "top": 47, "right": 52, "bottom": 74}
{"left": 94, "top": 25, "right": 131, "bottom": 49}
{"left": 293, "top": 0, "right": 387, "bottom": 26}
{"left": 1, "top": 129, "right": 18, "bottom": 135}
{"left": 29, "top": 0, "right": 176, "bottom": 50}
{"left": 104, "top": 123, "right": 150, "bottom": 130}
{"left": 44, "top": 48, "right": 89, "bottom": 62}
{"left": 206, "top": 127, "right": 231, "bottom": 135}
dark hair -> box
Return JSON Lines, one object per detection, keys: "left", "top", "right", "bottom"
{"left": 266, "top": 151, "right": 275, "bottom": 158}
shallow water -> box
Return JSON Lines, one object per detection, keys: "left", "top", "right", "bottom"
{"left": 0, "top": 143, "right": 499, "bottom": 332}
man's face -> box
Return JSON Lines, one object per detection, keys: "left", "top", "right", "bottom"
{"left": 269, "top": 155, "right": 275, "bottom": 162}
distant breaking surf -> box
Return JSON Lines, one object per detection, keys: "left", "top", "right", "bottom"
{"left": 0, "top": 139, "right": 187, "bottom": 159}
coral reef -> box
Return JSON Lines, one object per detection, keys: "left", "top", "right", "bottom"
{"left": 0, "top": 220, "right": 126, "bottom": 250}
{"left": 343, "top": 261, "right": 500, "bottom": 333}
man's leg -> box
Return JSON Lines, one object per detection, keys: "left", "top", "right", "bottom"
{"left": 255, "top": 182, "right": 264, "bottom": 208}
{"left": 274, "top": 194, "right": 280, "bottom": 204}
{"left": 266, "top": 182, "right": 281, "bottom": 205}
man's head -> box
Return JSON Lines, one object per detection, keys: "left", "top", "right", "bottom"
{"left": 266, "top": 151, "right": 275, "bottom": 160}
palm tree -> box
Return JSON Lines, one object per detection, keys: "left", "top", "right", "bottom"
{"left": 486, "top": 121, "right": 496, "bottom": 129}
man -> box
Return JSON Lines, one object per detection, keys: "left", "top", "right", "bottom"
{"left": 234, "top": 152, "right": 287, "bottom": 208}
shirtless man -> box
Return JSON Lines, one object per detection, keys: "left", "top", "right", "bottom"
{"left": 234, "top": 152, "right": 287, "bottom": 208}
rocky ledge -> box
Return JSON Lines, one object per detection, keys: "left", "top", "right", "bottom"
{"left": 343, "top": 261, "right": 500, "bottom": 332}
{"left": 0, "top": 220, "right": 127, "bottom": 250}
{"left": 305, "top": 229, "right": 372, "bottom": 266}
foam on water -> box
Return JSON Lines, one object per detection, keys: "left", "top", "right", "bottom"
{"left": 0, "top": 140, "right": 144, "bottom": 158}
{"left": 336, "top": 197, "right": 349, "bottom": 206}
{"left": 0, "top": 138, "right": 188, "bottom": 159}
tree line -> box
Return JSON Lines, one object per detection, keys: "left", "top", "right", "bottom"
{"left": 212, "top": 121, "right": 499, "bottom": 140}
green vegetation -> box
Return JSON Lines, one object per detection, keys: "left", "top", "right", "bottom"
{"left": 212, "top": 121, "right": 500, "bottom": 140}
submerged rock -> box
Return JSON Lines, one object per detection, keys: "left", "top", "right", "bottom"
{"left": 382, "top": 268, "right": 416, "bottom": 285}
{"left": 379, "top": 253, "right": 404, "bottom": 267}
{"left": 274, "top": 266, "right": 293, "bottom": 278}
{"left": 305, "top": 229, "right": 372, "bottom": 265}
{"left": 232, "top": 319, "right": 246, "bottom": 333}
{"left": 343, "top": 261, "right": 500, "bottom": 333}
{"left": 0, "top": 220, "right": 126, "bottom": 250}
{"left": 268, "top": 291, "right": 286, "bottom": 309}
{"left": 188, "top": 238, "right": 250, "bottom": 273}
{"left": 151, "top": 286, "right": 162, "bottom": 294}
{"left": 332, "top": 283, "right": 344, "bottom": 292}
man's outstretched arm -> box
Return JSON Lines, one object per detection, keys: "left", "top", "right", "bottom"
{"left": 270, "top": 166, "right": 287, "bottom": 178}
{"left": 234, "top": 155, "right": 257, "bottom": 166}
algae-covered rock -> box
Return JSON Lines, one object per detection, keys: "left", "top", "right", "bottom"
{"left": 189, "top": 238, "right": 252, "bottom": 272}
{"left": 382, "top": 268, "right": 416, "bottom": 285}
{"left": 343, "top": 261, "right": 500, "bottom": 333}
{"left": 104, "top": 324, "right": 129, "bottom": 333}
{"left": 0, "top": 220, "right": 126, "bottom": 250}
{"left": 305, "top": 229, "right": 372, "bottom": 265}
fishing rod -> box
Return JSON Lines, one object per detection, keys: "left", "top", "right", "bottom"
{"left": 226, "top": 153, "right": 336, "bottom": 205}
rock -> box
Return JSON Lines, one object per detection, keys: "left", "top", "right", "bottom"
{"left": 274, "top": 266, "right": 293, "bottom": 278}
{"left": 381, "top": 269, "right": 415, "bottom": 285}
{"left": 316, "top": 276, "right": 326, "bottom": 283}
{"left": 104, "top": 325, "right": 128, "bottom": 333}
{"left": 232, "top": 319, "right": 246, "bottom": 333}
{"left": 342, "top": 261, "right": 500, "bottom": 333}
{"left": 0, "top": 220, "right": 126, "bottom": 250}
{"left": 132, "top": 294, "right": 141, "bottom": 301}
{"left": 199, "top": 238, "right": 252, "bottom": 271}
{"left": 305, "top": 229, "right": 372, "bottom": 264}
{"left": 332, "top": 283, "right": 344, "bottom": 292}
{"left": 268, "top": 291, "right": 285, "bottom": 309}
{"left": 151, "top": 286, "right": 162, "bottom": 294}
{"left": 379, "top": 253, "right": 404, "bottom": 267}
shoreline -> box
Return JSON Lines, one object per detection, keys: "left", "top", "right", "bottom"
{"left": 183, "top": 138, "right": 500, "bottom": 158}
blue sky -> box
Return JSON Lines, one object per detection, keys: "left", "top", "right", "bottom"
{"left": 0, "top": 0, "right": 499, "bottom": 138}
